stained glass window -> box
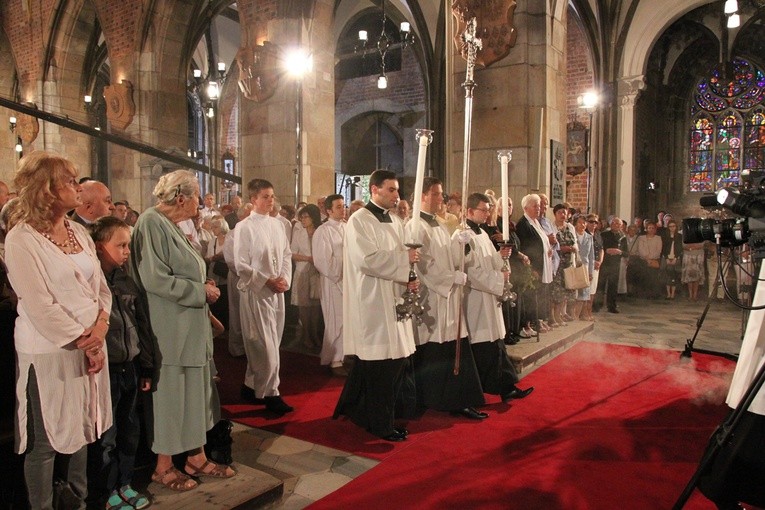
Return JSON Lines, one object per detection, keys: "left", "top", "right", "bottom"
{"left": 689, "top": 59, "right": 765, "bottom": 192}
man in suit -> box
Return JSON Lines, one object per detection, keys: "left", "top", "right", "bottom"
{"left": 597, "top": 216, "right": 628, "bottom": 313}
{"left": 71, "top": 181, "right": 115, "bottom": 225}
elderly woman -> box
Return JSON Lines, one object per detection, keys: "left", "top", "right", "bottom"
{"left": 291, "top": 204, "right": 324, "bottom": 350}
{"left": 130, "top": 170, "right": 234, "bottom": 491}
{"left": 514, "top": 193, "right": 554, "bottom": 334}
{"left": 5, "top": 152, "right": 112, "bottom": 509}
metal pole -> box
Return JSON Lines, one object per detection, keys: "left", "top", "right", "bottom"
{"left": 453, "top": 18, "right": 482, "bottom": 376}
{"left": 0, "top": 95, "right": 240, "bottom": 183}
{"left": 586, "top": 111, "right": 593, "bottom": 213}
{"left": 295, "top": 79, "right": 302, "bottom": 208}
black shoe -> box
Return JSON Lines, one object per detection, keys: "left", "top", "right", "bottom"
{"left": 504, "top": 336, "right": 520, "bottom": 345}
{"left": 264, "top": 396, "right": 294, "bottom": 414}
{"left": 501, "top": 386, "right": 534, "bottom": 402}
{"left": 450, "top": 407, "right": 488, "bottom": 420}
{"left": 240, "top": 385, "right": 265, "bottom": 404}
{"left": 394, "top": 427, "right": 409, "bottom": 437}
{"left": 381, "top": 430, "right": 407, "bottom": 442}
{"left": 608, "top": 308, "right": 620, "bottom": 313}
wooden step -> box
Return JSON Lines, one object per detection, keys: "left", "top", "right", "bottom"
{"left": 507, "top": 320, "right": 593, "bottom": 375}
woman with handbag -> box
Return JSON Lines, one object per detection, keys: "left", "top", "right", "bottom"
{"left": 571, "top": 215, "right": 594, "bottom": 321}
{"left": 550, "top": 204, "right": 577, "bottom": 326}
{"left": 291, "top": 204, "right": 324, "bottom": 350}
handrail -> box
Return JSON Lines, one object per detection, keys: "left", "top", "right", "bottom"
{"left": 0, "top": 95, "right": 241, "bottom": 184}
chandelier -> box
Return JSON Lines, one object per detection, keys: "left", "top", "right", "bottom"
{"left": 356, "top": 0, "right": 414, "bottom": 89}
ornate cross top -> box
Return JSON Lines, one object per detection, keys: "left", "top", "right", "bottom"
{"left": 461, "top": 17, "right": 482, "bottom": 86}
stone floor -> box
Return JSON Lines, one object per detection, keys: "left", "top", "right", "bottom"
{"left": 241, "top": 293, "right": 745, "bottom": 509}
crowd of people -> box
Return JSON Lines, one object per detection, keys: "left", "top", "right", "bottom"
{"left": 0, "top": 151, "right": 745, "bottom": 508}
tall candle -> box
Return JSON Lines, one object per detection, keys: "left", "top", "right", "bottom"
{"left": 409, "top": 128, "right": 434, "bottom": 243}
{"left": 537, "top": 107, "right": 545, "bottom": 190}
{"left": 497, "top": 150, "right": 512, "bottom": 241}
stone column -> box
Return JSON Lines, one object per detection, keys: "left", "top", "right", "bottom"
{"left": 238, "top": 0, "right": 335, "bottom": 206}
{"left": 445, "top": 0, "right": 566, "bottom": 209}
{"left": 615, "top": 75, "right": 645, "bottom": 221}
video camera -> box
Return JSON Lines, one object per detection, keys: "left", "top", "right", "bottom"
{"left": 683, "top": 169, "right": 765, "bottom": 254}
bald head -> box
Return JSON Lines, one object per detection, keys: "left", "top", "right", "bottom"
{"left": 0, "top": 181, "right": 9, "bottom": 208}
{"left": 75, "top": 181, "right": 114, "bottom": 222}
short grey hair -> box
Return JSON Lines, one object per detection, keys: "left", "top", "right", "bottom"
{"left": 153, "top": 170, "right": 199, "bottom": 205}
{"left": 521, "top": 193, "right": 540, "bottom": 209}
{"left": 210, "top": 215, "right": 230, "bottom": 234}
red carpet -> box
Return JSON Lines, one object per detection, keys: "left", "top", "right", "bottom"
{"left": 216, "top": 341, "right": 738, "bottom": 509}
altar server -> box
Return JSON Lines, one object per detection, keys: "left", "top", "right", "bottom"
{"left": 405, "top": 177, "right": 487, "bottom": 420}
{"left": 234, "top": 178, "right": 294, "bottom": 415}
{"left": 312, "top": 194, "right": 347, "bottom": 376}
{"left": 460, "top": 192, "right": 534, "bottom": 402}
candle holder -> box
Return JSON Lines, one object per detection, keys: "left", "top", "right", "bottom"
{"left": 496, "top": 149, "right": 513, "bottom": 163}
{"left": 396, "top": 242, "right": 425, "bottom": 323}
{"left": 415, "top": 128, "right": 434, "bottom": 144}
{"left": 497, "top": 241, "right": 517, "bottom": 307}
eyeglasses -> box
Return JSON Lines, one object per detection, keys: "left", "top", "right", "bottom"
{"left": 474, "top": 207, "right": 491, "bottom": 213}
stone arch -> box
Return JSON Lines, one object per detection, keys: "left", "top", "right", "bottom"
{"left": 37, "top": 0, "right": 101, "bottom": 169}
{"left": 619, "top": 0, "right": 712, "bottom": 79}
{"left": 334, "top": 1, "right": 428, "bottom": 190}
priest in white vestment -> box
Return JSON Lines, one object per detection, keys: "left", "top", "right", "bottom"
{"left": 333, "top": 170, "right": 419, "bottom": 442}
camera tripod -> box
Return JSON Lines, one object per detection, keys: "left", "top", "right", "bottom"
{"left": 673, "top": 254, "right": 765, "bottom": 509}
{"left": 673, "top": 339, "right": 765, "bottom": 509}
{"left": 680, "top": 248, "right": 751, "bottom": 362}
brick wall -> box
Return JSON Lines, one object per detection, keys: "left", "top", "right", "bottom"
{"left": 93, "top": 0, "right": 141, "bottom": 67}
{"left": 336, "top": 49, "right": 426, "bottom": 109}
{"left": 565, "top": 10, "right": 594, "bottom": 212}
{"left": 0, "top": 0, "right": 56, "bottom": 89}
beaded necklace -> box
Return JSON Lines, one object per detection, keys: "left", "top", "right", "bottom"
{"left": 40, "top": 220, "right": 78, "bottom": 249}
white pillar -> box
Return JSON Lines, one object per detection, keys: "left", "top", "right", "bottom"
{"left": 615, "top": 76, "right": 645, "bottom": 221}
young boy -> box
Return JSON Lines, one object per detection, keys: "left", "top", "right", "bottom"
{"left": 233, "top": 178, "right": 293, "bottom": 414}
{"left": 88, "top": 216, "right": 155, "bottom": 509}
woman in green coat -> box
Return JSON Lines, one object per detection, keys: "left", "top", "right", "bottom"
{"left": 131, "top": 170, "right": 235, "bottom": 491}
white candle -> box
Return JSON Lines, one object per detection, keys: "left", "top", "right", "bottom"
{"left": 410, "top": 129, "right": 433, "bottom": 243}
{"left": 537, "top": 107, "right": 544, "bottom": 190}
{"left": 497, "top": 150, "right": 512, "bottom": 241}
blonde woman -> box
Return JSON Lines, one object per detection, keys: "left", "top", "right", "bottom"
{"left": 5, "top": 152, "right": 112, "bottom": 509}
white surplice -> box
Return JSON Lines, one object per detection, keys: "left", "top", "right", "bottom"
{"left": 233, "top": 211, "right": 292, "bottom": 397}
{"left": 405, "top": 213, "right": 467, "bottom": 345}
{"left": 312, "top": 218, "right": 345, "bottom": 365}
{"left": 343, "top": 208, "right": 415, "bottom": 361}
{"left": 458, "top": 225, "right": 506, "bottom": 344}
{"left": 726, "top": 263, "right": 765, "bottom": 415}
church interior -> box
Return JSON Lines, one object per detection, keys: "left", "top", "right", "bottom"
{"left": 0, "top": 0, "right": 763, "bottom": 220}
{"left": 1, "top": 1, "right": 765, "bottom": 508}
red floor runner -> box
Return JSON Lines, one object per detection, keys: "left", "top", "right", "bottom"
{"left": 216, "top": 341, "right": 738, "bottom": 509}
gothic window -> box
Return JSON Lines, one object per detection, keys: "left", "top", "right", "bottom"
{"left": 689, "top": 58, "right": 765, "bottom": 192}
